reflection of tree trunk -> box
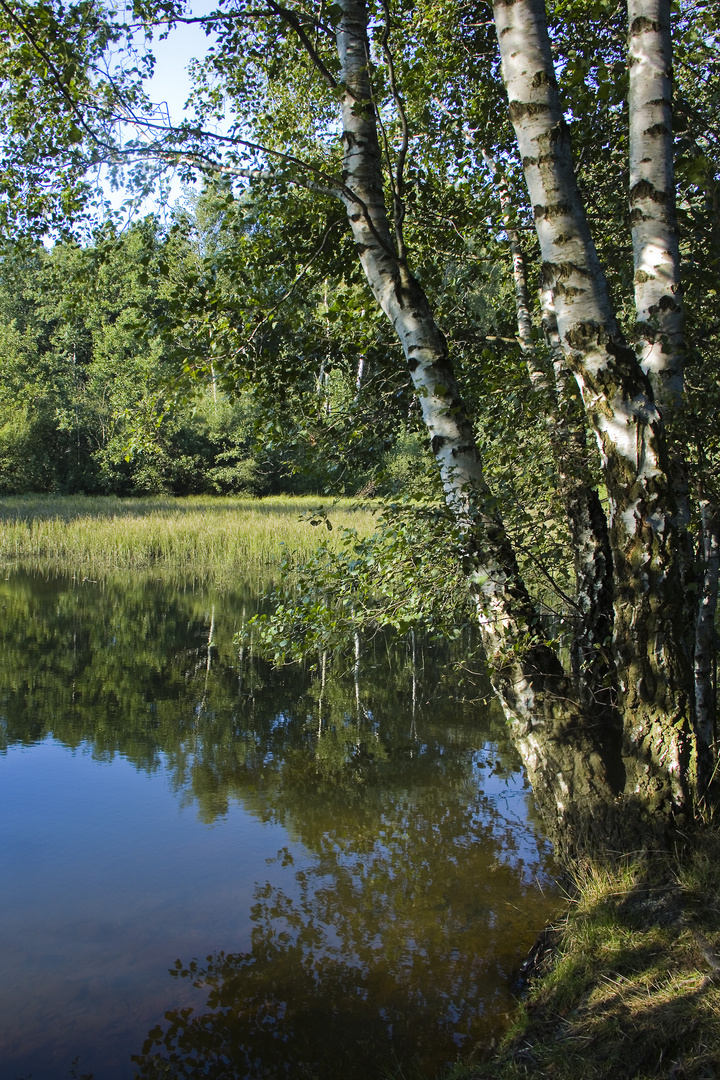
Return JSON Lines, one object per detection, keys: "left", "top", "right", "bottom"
{"left": 197, "top": 606, "right": 216, "bottom": 719}
{"left": 318, "top": 649, "right": 327, "bottom": 737}
{"left": 238, "top": 606, "right": 246, "bottom": 692}
{"left": 206, "top": 606, "right": 215, "bottom": 677}
{"left": 354, "top": 632, "right": 361, "bottom": 719}
{"left": 410, "top": 630, "right": 417, "bottom": 738}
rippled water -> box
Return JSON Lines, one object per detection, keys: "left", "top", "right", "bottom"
{"left": 0, "top": 570, "right": 560, "bottom": 1080}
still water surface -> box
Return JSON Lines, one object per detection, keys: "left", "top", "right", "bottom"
{"left": 0, "top": 570, "right": 560, "bottom": 1080}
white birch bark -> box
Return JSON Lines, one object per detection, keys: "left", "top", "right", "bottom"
{"left": 482, "top": 149, "right": 537, "bottom": 361}
{"left": 335, "top": 0, "right": 618, "bottom": 854}
{"left": 627, "top": 0, "right": 715, "bottom": 786}
{"left": 483, "top": 156, "right": 616, "bottom": 715}
{"left": 628, "top": 0, "right": 684, "bottom": 423}
{"left": 493, "top": 0, "right": 693, "bottom": 820}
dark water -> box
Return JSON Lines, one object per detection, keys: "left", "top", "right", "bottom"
{"left": 0, "top": 570, "right": 560, "bottom": 1080}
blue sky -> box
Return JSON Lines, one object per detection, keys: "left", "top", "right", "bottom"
{"left": 105, "top": 5, "right": 219, "bottom": 220}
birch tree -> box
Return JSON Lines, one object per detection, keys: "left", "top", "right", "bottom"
{"left": 492, "top": 0, "right": 701, "bottom": 817}
{"left": 628, "top": 0, "right": 685, "bottom": 426}
{"left": 483, "top": 149, "right": 614, "bottom": 716}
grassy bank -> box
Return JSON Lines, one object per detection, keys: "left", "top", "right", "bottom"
{"left": 452, "top": 830, "right": 720, "bottom": 1080}
{"left": 0, "top": 494, "right": 375, "bottom": 582}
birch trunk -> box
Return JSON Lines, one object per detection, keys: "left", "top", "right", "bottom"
{"left": 493, "top": 0, "right": 693, "bottom": 820}
{"left": 482, "top": 155, "right": 616, "bottom": 715}
{"left": 695, "top": 501, "right": 719, "bottom": 794}
{"left": 628, "top": 0, "right": 684, "bottom": 425}
{"left": 540, "top": 291, "right": 616, "bottom": 715}
{"left": 481, "top": 149, "right": 537, "bottom": 363}
{"left": 335, "top": 0, "right": 619, "bottom": 856}
{"left": 627, "top": 0, "right": 719, "bottom": 792}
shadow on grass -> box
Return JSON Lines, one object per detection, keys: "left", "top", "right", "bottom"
{"left": 461, "top": 833, "right": 720, "bottom": 1080}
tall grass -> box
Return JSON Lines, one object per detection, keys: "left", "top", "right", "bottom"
{"left": 0, "top": 495, "right": 376, "bottom": 583}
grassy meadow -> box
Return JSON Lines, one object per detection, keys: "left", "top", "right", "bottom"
{"left": 0, "top": 494, "right": 376, "bottom": 583}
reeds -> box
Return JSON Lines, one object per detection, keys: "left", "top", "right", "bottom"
{"left": 0, "top": 495, "right": 376, "bottom": 583}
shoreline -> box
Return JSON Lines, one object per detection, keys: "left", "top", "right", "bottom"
{"left": 451, "top": 828, "right": 720, "bottom": 1080}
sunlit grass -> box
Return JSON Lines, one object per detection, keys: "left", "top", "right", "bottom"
{"left": 451, "top": 831, "right": 720, "bottom": 1080}
{"left": 0, "top": 495, "right": 376, "bottom": 583}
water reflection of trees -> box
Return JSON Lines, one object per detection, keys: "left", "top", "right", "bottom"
{"left": 133, "top": 761, "right": 554, "bottom": 1079}
{"left": 0, "top": 570, "right": 519, "bottom": 816}
{"left": 0, "top": 571, "right": 559, "bottom": 1078}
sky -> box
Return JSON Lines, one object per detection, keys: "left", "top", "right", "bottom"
{"left": 104, "top": 5, "right": 220, "bottom": 220}
{"left": 143, "top": 16, "right": 211, "bottom": 125}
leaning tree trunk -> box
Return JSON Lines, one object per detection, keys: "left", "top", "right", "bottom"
{"left": 483, "top": 151, "right": 615, "bottom": 716}
{"left": 334, "top": 0, "right": 620, "bottom": 857}
{"left": 493, "top": 0, "right": 694, "bottom": 824}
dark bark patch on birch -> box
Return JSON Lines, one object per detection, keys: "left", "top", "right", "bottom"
{"left": 644, "top": 122, "right": 671, "bottom": 137}
{"left": 522, "top": 153, "right": 555, "bottom": 167}
{"left": 564, "top": 320, "right": 606, "bottom": 350}
{"left": 630, "top": 15, "right": 660, "bottom": 33}
{"left": 541, "top": 261, "right": 590, "bottom": 285}
{"left": 431, "top": 435, "right": 447, "bottom": 454}
{"left": 630, "top": 179, "right": 668, "bottom": 205}
{"left": 551, "top": 262, "right": 591, "bottom": 280}
{"left": 534, "top": 201, "right": 573, "bottom": 221}
{"left": 508, "top": 100, "right": 552, "bottom": 122}
{"left": 452, "top": 443, "right": 477, "bottom": 459}
{"left": 531, "top": 69, "right": 557, "bottom": 89}
{"left": 605, "top": 339, "right": 655, "bottom": 395}
{"left": 634, "top": 319, "right": 659, "bottom": 340}
{"left": 555, "top": 285, "right": 586, "bottom": 298}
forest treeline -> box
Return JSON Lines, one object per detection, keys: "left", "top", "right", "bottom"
{"left": 0, "top": 196, "right": 463, "bottom": 498}
{"left": 0, "top": 206, "right": 374, "bottom": 497}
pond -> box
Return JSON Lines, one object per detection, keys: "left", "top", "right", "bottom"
{"left": 0, "top": 569, "right": 560, "bottom": 1080}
